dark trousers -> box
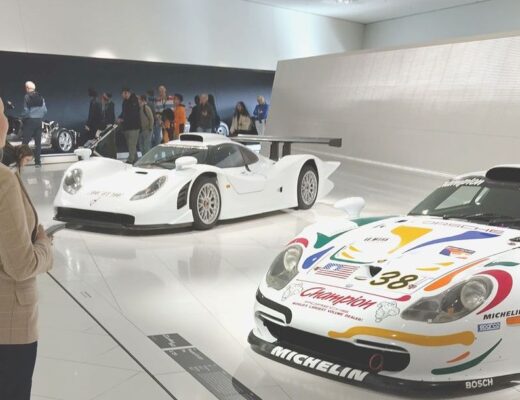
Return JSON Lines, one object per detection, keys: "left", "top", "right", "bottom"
{"left": 0, "top": 342, "right": 37, "bottom": 400}
{"left": 22, "top": 118, "right": 42, "bottom": 164}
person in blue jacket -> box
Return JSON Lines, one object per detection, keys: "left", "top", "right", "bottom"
{"left": 21, "top": 81, "right": 47, "bottom": 167}
{"left": 252, "top": 96, "right": 269, "bottom": 136}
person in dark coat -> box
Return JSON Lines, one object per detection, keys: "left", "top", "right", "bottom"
{"left": 188, "top": 95, "right": 200, "bottom": 132}
{"left": 208, "top": 94, "right": 220, "bottom": 133}
{"left": 117, "top": 88, "right": 140, "bottom": 164}
{"left": 21, "top": 81, "right": 46, "bottom": 167}
{"left": 85, "top": 88, "right": 103, "bottom": 141}
{"left": 196, "top": 94, "right": 214, "bottom": 133}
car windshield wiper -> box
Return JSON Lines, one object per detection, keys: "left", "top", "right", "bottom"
{"left": 487, "top": 216, "right": 520, "bottom": 227}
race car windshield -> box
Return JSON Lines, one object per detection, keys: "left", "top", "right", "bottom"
{"left": 409, "top": 177, "right": 520, "bottom": 227}
{"left": 135, "top": 146, "right": 208, "bottom": 169}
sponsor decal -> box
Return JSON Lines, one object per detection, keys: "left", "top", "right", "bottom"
{"left": 363, "top": 237, "right": 389, "bottom": 242}
{"left": 315, "top": 263, "right": 358, "bottom": 280}
{"left": 465, "top": 379, "right": 494, "bottom": 390}
{"left": 441, "top": 178, "right": 485, "bottom": 188}
{"left": 370, "top": 271, "right": 419, "bottom": 290}
{"left": 483, "top": 309, "right": 520, "bottom": 320}
{"left": 281, "top": 282, "right": 303, "bottom": 301}
{"left": 89, "top": 190, "right": 123, "bottom": 197}
{"left": 478, "top": 322, "right": 501, "bottom": 332}
{"left": 375, "top": 301, "right": 400, "bottom": 323}
{"left": 300, "top": 287, "right": 377, "bottom": 310}
{"left": 89, "top": 190, "right": 123, "bottom": 206}
{"left": 270, "top": 346, "right": 369, "bottom": 383}
{"left": 422, "top": 220, "right": 504, "bottom": 235}
{"left": 440, "top": 246, "right": 475, "bottom": 259}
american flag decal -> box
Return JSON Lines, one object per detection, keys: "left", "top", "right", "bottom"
{"left": 315, "top": 263, "right": 358, "bottom": 279}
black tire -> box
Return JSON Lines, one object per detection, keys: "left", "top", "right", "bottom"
{"left": 190, "top": 177, "right": 221, "bottom": 230}
{"left": 297, "top": 164, "right": 319, "bottom": 210}
{"left": 51, "top": 129, "right": 74, "bottom": 153}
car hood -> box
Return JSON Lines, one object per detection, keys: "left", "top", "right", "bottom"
{"left": 80, "top": 166, "right": 177, "bottom": 200}
{"left": 293, "top": 216, "right": 520, "bottom": 299}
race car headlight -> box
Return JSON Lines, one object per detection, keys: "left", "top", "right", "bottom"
{"left": 266, "top": 245, "right": 303, "bottom": 290}
{"left": 402, "top": 276, "right": 493, "bottom": 323}
{"left": 131, "top": 176, "right": 167, "bottom": 201}
{"left": 63, "top": 168, "right": 82, "bottom": 195}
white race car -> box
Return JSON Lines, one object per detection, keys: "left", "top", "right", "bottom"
{"left": 54, "top": 133, "right": 341, "bottom": 231}
{"left": 250, "top": 166, "right": 520, "bottom": 395}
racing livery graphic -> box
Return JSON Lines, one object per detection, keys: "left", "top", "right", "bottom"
{"left": 250, "top": 166, "right": 520, "bottom": 395}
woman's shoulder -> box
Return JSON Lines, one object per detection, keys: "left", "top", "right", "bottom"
{"left": 0, "top": 163, "right": 17, "bottom": 187}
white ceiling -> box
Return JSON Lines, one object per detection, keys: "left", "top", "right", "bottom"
{"left": 242, "top": 0, "right": 490, "bottom": 23}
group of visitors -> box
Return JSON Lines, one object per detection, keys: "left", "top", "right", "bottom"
{"left": 87, "top": 84, "right": 269, "bottom": 164}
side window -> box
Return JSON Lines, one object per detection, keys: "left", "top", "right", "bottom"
{"left": 212, "top": 144, "right": 245, "bottom": 169}
{"left": 240, "top": 146, "right": 259, "bottom": 165}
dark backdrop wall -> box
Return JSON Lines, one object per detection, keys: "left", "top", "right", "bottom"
{"left": 0, "top": 51, "right": 274, "bottom": 133}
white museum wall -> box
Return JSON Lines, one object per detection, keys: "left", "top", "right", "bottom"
{"left": 0, "top": 0, "right": 364, "bottom": 71}
{"left": 363, "top": 0, "right": 520, "bottom": 50}
{"left": 266, "top": 34, "right": 520, "bottom": 175}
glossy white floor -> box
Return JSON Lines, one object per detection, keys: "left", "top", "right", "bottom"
{"left": 22, "top": 156, "right": 520, "bottom": 400}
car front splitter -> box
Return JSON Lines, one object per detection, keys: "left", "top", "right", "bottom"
{"left": 248, "top": 330, "right": 520, "bottom": 397}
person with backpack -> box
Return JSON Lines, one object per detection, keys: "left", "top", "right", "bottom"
{"left": 21, "top": 81, "right": 47, "bottom": 168}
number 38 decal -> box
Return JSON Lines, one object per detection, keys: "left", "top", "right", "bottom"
{"left": 370, "top": 271, "right": 418, "bottom": 289}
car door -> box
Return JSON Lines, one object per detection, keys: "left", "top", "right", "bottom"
{"left": 213, "top": 143, "right": 266, "bottom": 194}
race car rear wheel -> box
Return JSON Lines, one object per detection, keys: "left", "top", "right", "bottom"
{"left": 297, "top": 165, "right": 318, "bottom": 209}
{"left": 190, "top": 177, "right": 221, "bottom": 230}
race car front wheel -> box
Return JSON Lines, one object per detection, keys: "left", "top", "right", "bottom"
{"left": 297, "top": 165, "right": 318, "bottom": 209}
{"left": 190, "top": 177, "right": 221, "bottom": 230}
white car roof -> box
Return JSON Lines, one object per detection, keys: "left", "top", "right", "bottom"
{"left": 163, "top": 133, "right": 232, "bottom": 147}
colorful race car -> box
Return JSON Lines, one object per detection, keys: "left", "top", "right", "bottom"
{"left": 54, "top": 133, "right": 341, "bottom": 231}
{"left": 250, "top": 165, "right": 520, "bottom": 395}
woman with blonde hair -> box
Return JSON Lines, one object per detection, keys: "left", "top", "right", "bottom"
{"left": 0, "top": 97, "right": 53, "bottom": 399}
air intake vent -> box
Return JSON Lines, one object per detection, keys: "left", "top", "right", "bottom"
{"left": 180, "top": 134, "right": 203, "bottom": 142}
{"left": 486, "top": 167, "right": 520, "bottom": 183}
{"left": 177, "top": 181, "right": 190, "bottom": 209}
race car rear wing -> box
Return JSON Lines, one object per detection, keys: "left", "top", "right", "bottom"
{"left": 233, "top": 135, "right": 342, "bottom": 161}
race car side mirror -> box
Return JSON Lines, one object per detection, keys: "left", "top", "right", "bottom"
{"left": 334, "top": 197, "right": 366, "bottom": 219}
{"left": 75, "top": 148, "right": 92, "bottom": 161}
{"left": 176, "top": 156, "right": 198, "bottom": 170}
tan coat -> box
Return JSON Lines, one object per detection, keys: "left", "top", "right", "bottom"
{"left": 0, "top": 164, "right": 53, "bottom": 344}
